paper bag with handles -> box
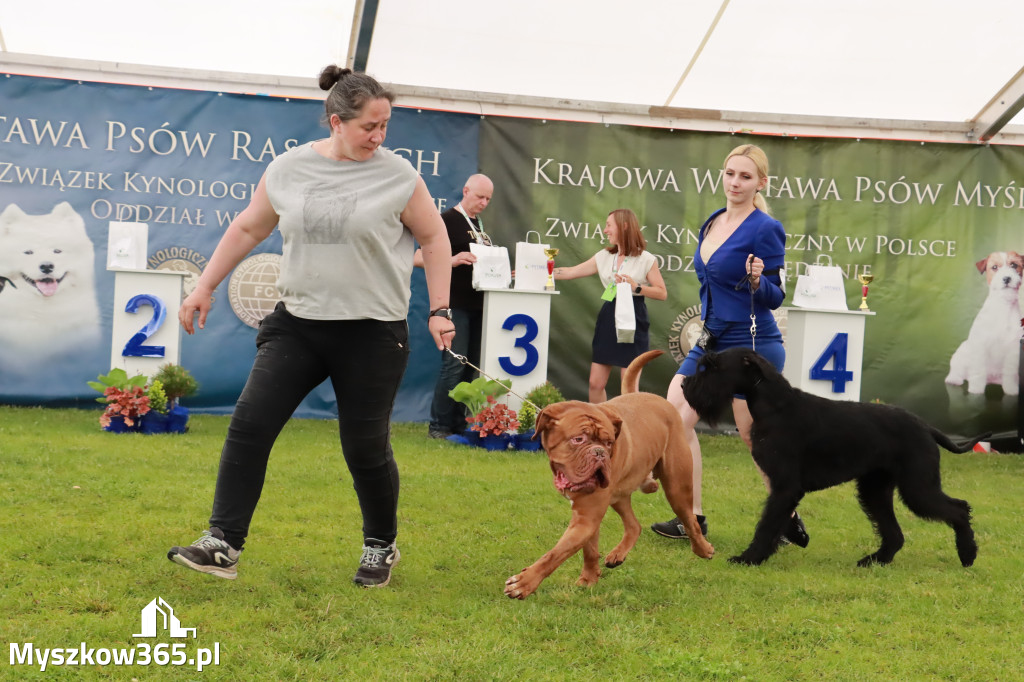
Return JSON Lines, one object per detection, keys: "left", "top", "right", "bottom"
{"left": 513, "top": 230, "right": 550, "bottom": 291}
{"left": 470, "top": 242, "right": 512, "bottom": 290}
{"left": 614, "top": 281, "right": 636, "bottom": 343}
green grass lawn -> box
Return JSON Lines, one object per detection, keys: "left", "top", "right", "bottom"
{"left": 2, "top": 405, "right": 1023, "bottom": 681}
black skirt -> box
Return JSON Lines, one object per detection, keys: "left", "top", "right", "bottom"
{"left": 591, "top": 297, "right": 649, "bottom": 368}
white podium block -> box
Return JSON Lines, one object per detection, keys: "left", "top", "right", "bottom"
{"left": 480, "top": 288, "right": 558, "bottom": 411}
{"left": 783, "top": 307, "right": 875, "bottom": 402}
{"left": 109, "top": 268, "right": 188, "bottom": 380}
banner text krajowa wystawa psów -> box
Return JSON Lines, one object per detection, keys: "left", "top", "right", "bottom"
{"left": 478, "top": 117, "right": 1024, "bottom": 436}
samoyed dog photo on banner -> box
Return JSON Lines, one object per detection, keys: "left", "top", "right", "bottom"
{"left": 0, "top": 201, "right": 104, "bottom": 390}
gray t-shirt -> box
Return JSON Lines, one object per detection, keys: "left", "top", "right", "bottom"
{"left": 264, "top": 142, "right": 419, "bottom": 320}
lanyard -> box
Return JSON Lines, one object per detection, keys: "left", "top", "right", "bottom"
{"left": 602, "top": 253, "right": 629, "bottom": 300}
{"left": 456, "top": 205, "right": 490, "bottom": 246}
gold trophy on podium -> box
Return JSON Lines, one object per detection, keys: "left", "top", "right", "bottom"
{"left": 858, "top": 273, "right": 875, "bottom": 311}
{"left": 544, "top": 247, "right": 559, "bottom": 291}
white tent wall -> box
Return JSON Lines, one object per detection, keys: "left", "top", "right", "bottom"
{"left": 3, "top": 52, "right": 1022, "bottom": 145}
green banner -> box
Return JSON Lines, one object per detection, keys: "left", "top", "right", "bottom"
{"left": 480, "top": 117, "right": 1024, "bottom": 436}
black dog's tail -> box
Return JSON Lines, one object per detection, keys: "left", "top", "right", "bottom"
{"left": 931, "top": 429, "right": 992, "bottom": 454}
{"left": 621, "top": 350, "right": 664, "bottom": 394}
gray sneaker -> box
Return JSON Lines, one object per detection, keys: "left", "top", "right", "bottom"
{"left": 167, "top": 528, "right": 240, "bottom": 580}
{"left": 353, "top": 538, "right": 400, "bottom": 587}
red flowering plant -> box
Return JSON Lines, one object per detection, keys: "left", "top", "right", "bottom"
{"left": 468, "top": 395, "right": 520, "bottom": 436}
{"left": 87, "top": 368, "right": 151, "bottom": 428}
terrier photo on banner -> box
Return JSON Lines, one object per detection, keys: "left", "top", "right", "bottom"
{"left": 944, "top": 250, "right": 1024, "bottom": 397}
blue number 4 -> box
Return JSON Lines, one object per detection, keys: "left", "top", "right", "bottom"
{"left": 809, "top": 332, "right": 853, "bottom": 393}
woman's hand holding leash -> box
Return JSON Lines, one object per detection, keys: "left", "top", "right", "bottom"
{"left": 745, "top": 253, "right": 764, "bottom": 291}
{"left": 429, "top": 316, "right": 456, "bottom": 351}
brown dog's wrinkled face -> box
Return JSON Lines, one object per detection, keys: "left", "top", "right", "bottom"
{"left": 534, "top": 401, "right": 622, "bottom": 496}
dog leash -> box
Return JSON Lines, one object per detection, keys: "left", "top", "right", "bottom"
{"left": 735, "top": 255, "right": 758, "bottom": 352}
{"left": 443, "top": 347, "right": 540, "bottom": 410}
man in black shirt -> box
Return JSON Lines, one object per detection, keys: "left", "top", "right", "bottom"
{"left": 415, "top": 174, "right": 494, "bottom": 438}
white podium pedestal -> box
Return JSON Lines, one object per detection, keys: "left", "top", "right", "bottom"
{"left": 109, "top": 268, "right": 188, "bottom": 380}
{"left": 480, "top": 288, "right": 558, "bottom": 411}
{"left": 783, "top": 306, "right": 875, "bottom": 402}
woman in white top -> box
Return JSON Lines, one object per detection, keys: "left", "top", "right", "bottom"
{"left": 553, "top": 208, "right": 667, "bottom": 402}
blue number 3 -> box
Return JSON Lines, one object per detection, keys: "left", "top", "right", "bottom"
{"left": 122, "top": 293, "right": 167, "bottom": 357}
{"left": 498, "top": 313, "right": 539, "bottom": 377}
{"left": 809, "top": 332, "right": 853, "bottom": 392}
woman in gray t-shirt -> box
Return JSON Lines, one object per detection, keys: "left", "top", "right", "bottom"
{"left": 167, "top": 65, "right": 455, "bottom": 589}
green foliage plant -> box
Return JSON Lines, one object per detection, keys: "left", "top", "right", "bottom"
{"left": 517, "top": 400, "right": 538, "bottom": 433}
{"left": 524, "top": 381, "right": 565, "bottom": 409}
{"left": 152, "top": 362, "right": 199, "bottom": 404}
{"left": 448, "top": 376, "right": 511, "bottom": 417}
{"left": 147, "top": 379, "right": 169, "bottom": 415}
{"left": 518, "top": 381, "right": 565, "bottom": 433}
{"left": 87, "top": 368, "right": 147, "bottom": 397}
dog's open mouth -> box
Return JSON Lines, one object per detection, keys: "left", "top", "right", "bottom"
{"left": 23, "top": 272, "right": 66, "bottom": 297}
{"left": 552, "top": 466, "right": 608, "bottom": 494}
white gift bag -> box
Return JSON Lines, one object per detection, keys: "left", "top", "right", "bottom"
{"left": 793, "top": 263, "right": 847, "bottom": 310}
{"left": 513, "top": 231, "right": 550, "bottom": 291}
{"left": 470, "top": 242, "right": 512, "bottom": 290}
{"left": 614, "top": 281, "right": 636, "bottom": 343}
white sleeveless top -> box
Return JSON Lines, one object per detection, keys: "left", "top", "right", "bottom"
{"left": 595, "top": 250, "right": 657, "bottom": 295}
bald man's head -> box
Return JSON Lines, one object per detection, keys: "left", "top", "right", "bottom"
{"left": 460, "top": 174, "right": 493, "bottom": 218}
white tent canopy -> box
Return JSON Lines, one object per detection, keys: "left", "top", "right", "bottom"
{"left": 2, "top": 0, "right": 1024, "bottom": 143}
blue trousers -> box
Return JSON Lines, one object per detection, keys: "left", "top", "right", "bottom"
{"left": 429, "top": 307, "right": 482, "bottom": 433}
{"left": 210, "top": 303, "right": 409, "bottom": 548}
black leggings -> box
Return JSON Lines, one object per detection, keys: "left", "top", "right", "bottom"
{"left": 209, "top": 303, "right": 410, "bottom": 549}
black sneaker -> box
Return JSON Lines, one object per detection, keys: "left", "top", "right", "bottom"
{"left": 650, "top": 515, "right": 709, "bottom": 539}
{"left": 353, "top": 538, "right": 400, "bottom": 588}
{"left": 782, "top": 511, "right": 810, "bottom": 548}
{"left": 167, "top": 528, "right": 240, "bottom": 580}
{"left": 428, "top": 428, "right": 453, "bottom": 439}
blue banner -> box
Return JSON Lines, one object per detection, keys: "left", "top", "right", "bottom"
{"left": 0, "top": 74, "right": 480, "bottom": 419}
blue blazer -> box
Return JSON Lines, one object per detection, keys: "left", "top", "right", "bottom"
{"left": 695, "top": 208, "right": 786, "bottom": 323}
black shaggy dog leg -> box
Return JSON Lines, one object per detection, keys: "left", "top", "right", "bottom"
{"left": 855, "top": 471, "right": 904, "bottom": 566}
{"left": 896, "top": 472, "right": 977, "bottom": 567}
{"left": 729, "top": 491, "right": 801, "bottom": 565}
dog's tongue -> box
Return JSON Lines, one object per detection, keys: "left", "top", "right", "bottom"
{"left": 553, "top": 471, "right": 571, "bottom": 492}
{"left": 34, "top": 279, "right": 59, "bottom": 297}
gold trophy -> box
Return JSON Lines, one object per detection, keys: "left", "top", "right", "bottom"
{"left": 544, "top": 247, "right": 559, "bottom": 291}
{"left": 858, "top": 273, "right": 874, "bottom": 311}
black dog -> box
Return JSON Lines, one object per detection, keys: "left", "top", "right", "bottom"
{"left": 684, "top": 347, "right": 978, "bottom": 568}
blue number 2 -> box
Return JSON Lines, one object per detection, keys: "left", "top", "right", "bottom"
{"left": 809, "top": 332, "right": 853, "bottom": 393}
{"left": 498, "top": 313, "right": 540, "bottom": 377}
{"left": 122, "top": 293, "right": 167, "bottom": 358}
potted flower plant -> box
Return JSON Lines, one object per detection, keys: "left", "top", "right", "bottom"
{"left": 469, "top": 395, "right": 519, "bottom": 451}
{"left": 151, "top": 363, "right": 199, "bottom": 433}
{"left": 87, "top": 368, "right": 151, "bottom": 432}
{"left": 448, "top": 376, "right": 511, "bottom": 446}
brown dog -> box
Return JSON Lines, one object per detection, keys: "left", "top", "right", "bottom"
{"left": 504, "top": 350, "right": 714, "bottom": 599}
